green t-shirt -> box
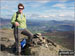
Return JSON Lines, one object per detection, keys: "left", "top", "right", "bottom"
{"left": 11, "top": 12, "right": 27, "bottom": 29}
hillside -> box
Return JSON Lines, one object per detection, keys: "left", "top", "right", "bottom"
{"left": 0, "top": 29, "right": 74, "bottom": 56}
{"left": 42, "top": 31, "right": 74, "bottom": 50}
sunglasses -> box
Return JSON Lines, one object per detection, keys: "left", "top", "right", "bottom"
{"left": 19, "top": 8, "right": 24, "bottom": 10}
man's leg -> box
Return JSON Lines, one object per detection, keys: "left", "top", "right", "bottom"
{"left": 18, "top": 29, "right": 21, "bottom": 55}
{"left": 13, "top": 27, "right": 18, "bottom": 53}
{"left": 13, "top": 27, "right": 21, "bottom": 55}
{"left": 21, "top": 28, "right": 33, "bottom": 42}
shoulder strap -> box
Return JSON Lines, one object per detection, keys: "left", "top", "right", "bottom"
{"left": 15, "top": 12, "right": 18, "bottom": 21}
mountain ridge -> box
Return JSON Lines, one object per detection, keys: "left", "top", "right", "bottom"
{"left": 0, "top": 18, "right": 75, "bottom": 32}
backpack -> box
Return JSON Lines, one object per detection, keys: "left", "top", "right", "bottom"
{"left": 21, "top": 38, "right": 27, "bottom": 48}
{"left": 11, "top": 12, "right": 18, "bottom": 28}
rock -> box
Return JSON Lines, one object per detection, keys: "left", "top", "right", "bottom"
{"left": 32, "top": 33, "right": 56, "bottom": 48}
{"left": 0, "top": 30, "right": 60, "bottom": 56}
{"left": 30, "top": 46, "right": 59, "bottom": 56}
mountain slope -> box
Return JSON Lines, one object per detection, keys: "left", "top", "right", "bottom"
{"left": 0, "top": 29, "right": 71, "bottom": 56}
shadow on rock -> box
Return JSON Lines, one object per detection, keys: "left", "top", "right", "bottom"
{"left": 1, "top": 44, "right": 14, "bottom": 54}
{"left": 1, "top": 43, "right": 31, "bottom": 55}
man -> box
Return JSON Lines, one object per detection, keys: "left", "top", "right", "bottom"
{"left": 11, "top": 3, "right": 33, "bottom": 55}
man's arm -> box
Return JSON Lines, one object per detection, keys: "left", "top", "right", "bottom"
{"left": 11, "top": 13, "right": 16, "bottom": 24}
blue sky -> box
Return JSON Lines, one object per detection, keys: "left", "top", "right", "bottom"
{"left": 0, "top": 0, "right": 74, "bottom": 21}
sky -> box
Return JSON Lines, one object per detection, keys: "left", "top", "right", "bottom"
{"left": 0, "top": 0, "right": 75, "bottom": 21}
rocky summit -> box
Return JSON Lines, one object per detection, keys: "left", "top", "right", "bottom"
{"left": 0, "top": 29, "right": 70, "bottom": 56}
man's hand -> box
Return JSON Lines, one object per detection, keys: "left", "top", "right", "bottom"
{"left": 15, "top": 22, "right": 19, "bottom": 26}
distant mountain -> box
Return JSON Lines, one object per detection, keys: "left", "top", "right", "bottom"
{"left": 0, "top": 18, "right": 10, "bottom": 25}
{"left": 56, "top": 25, "right": 74, "bottom": 31}
{"left": 48, "top": 20, "right": 64, "bottom": 24}
{"left": 0, "top": 18, "right": 11, "bottom": 28}
{"left": 0, "top": 18, "right": 74, "bottom": 32}
{"left": 46, "top": 25, "right": 74, "bottom": 32}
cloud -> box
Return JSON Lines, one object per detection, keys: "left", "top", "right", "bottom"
{"left": 44, "top": 9, "right": 74, "bottom": 18}
{"left": 1, "top": 0, "right": 74, "bottom": 2}
{"left": 24, "top": 1, "right": 50, "bottom": 8}
{"left": 37, "top": 1, "right": 51, "bottom": 3}
{"left": 0, "top": 0, "right": 74, "bottom": 21}
{"left": 17, "top": 0, "right": 52, "bottom": 1}
{"left": 49, "top": 15, "right": 56, "bottom": 17}
{"left": 28, "top": 14, "right": 56, "bottom": 19}
{"left": 52, "top": 1, "right": 74, "bottom": 9}
{"left": 59, "top": 14, "right": 65, "bottom": 17}
{"left": 52, "top": 3, "right": 66, "bottom": 9}
{"left": 26, "top": 13, "right": 74, "bottom": 20}
{"left": 57, "top": 0, "right": 69, "bottom": 2}
{"left": 38, "top": 14, "right": 56, "bottom": 18}
{"left": 39, "top": 15, "right": 49, "bottom": 18}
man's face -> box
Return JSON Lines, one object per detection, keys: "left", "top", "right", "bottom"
{"left": 18, "top": 6, "right": 24, "bottom": 13}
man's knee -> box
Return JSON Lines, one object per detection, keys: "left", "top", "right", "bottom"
{"left": 29, "top": 33, "right": 33, "bottom": 38}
